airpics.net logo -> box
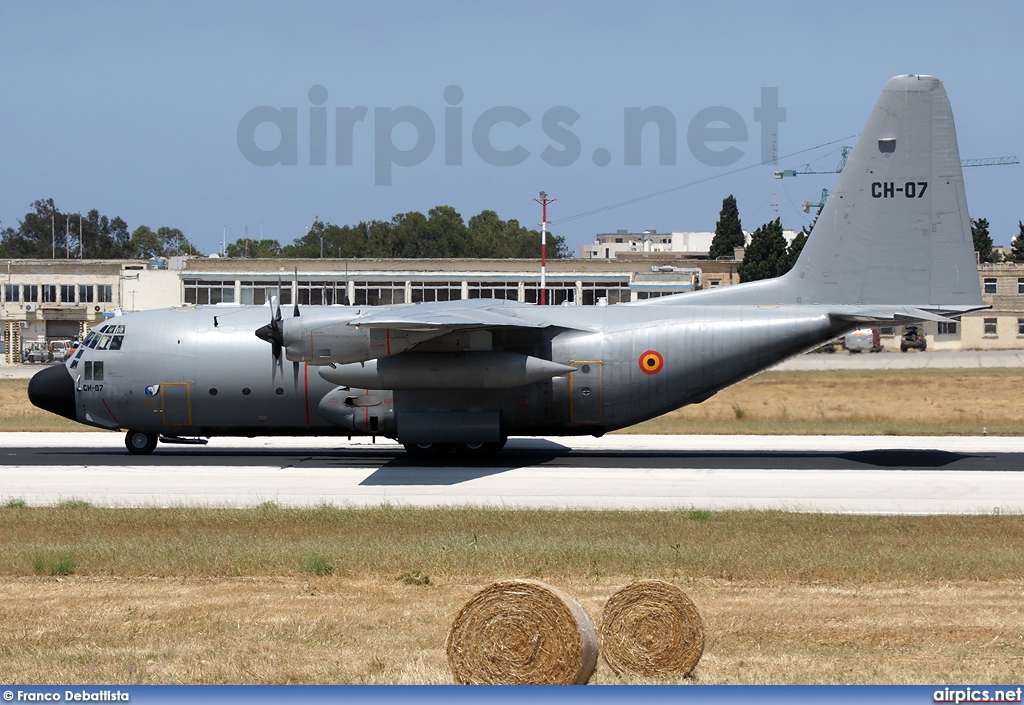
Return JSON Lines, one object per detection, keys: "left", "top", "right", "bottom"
{"left": 237, "top": 85, "right": 786, "bottom": 185}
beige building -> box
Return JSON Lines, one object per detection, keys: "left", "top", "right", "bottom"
{"left": 579, "top": 229, "right": 799, "bottom": 259}
{"left": 3, "top": 255, "right": 1020, "bottom": 364}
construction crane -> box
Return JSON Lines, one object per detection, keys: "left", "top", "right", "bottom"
{"left": 775, "top": 149, "right": 1018, "bottom": 178}
{"left": 802, "top": 188, "right": 829, "bottom": 214}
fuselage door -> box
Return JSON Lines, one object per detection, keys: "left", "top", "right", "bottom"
{"left": 569, "top": 360, "right": 603, "bottom": 424}
{"left": 161, "top": 383, "right": 192, "bottom": 426}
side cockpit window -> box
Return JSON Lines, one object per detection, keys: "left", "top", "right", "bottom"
{"left": 83, "top": 361, "right": 104, "bottom": 381}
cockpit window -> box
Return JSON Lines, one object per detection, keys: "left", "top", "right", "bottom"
{"left": 84, "top": 326, "right": 126, "bottom": 353}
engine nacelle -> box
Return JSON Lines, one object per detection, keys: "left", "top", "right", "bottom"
{"left": 318, "top": 351, "right": 576, "bottom": 390}
{"left": 282, "top": 316, "right": 436, "bottom": 365}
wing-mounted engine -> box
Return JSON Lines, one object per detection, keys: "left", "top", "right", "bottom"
{"left": 259, "top": 298, "right": 566, "bottom": 367}
{"left": 280, "top": 313, "right": 443, "bottom": 365}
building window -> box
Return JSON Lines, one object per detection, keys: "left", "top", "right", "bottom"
{"left": 410, "top": 281, "right": 461, "bottom": 303}
{"left": 23, "top": 285, "right": 37, "bottom": 303}
{"left": 4, "top": 284, "right": 19, "bottom": 303}
{"left": 984, "top": 278, "right": 998, "bottom": 295}
{"left": 60, "top": 284, "right": 76, "bottom": 303}
{"left": 523, "top": 281, "right": 576, "bottom": 305}
{"left": 354, "top": 281, "right": 405, "bottom": 306}
{"left": 240, "top": 281, "right": 290, "bottom": 305}
{"left": 297, "top": 280, "right": 344, "bottom": 306}
{"left": 467, "top": 281, "right": 519, "bottom": 302}
{"left": 880, "top": 326, "right": 895, "bottom": 336}
{"left": 78, "top": 285, "right": 95, "bottom": 303}
{"left": 183, "top": 279, "right": 235, "bottom": 305}
{"left": 1018, "top": 278, "right": 1024, "bottom": 295}
{"left": 97, "top": 285, "right": 113, "bottom": 303}
{"left": 984, "top": 318, "right": 998, "bottom": 336}
{"left": 41, "top": 285, "right": 57, "bottom": 303}
{"left": 581, "top": 281, "right": 630, "bottom": 305}
{"left": 1018, "top": 318, "right": 1024, "bottom": 336}
{"left": 709, "top": 280, "right": 721, "bottom": 288}
{"left": 937, "top": 321, "right": 958, "bottom": 335}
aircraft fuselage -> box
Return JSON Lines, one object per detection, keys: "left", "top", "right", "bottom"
{"left": 50, "top": 302, "right": 849, "bottom": 443}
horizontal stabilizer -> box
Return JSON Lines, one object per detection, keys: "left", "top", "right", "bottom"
{"left": 829, "top": 304, "right": 988, "bottom": 325}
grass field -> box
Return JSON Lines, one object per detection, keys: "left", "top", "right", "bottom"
{"left": 0, "top": 506, "right": 1022, "bottom": 684}
{"left": 4, "top": 370, "right": 1024, "bottom": 684}
{"left": 5, "top": 367, "right": 1024, "bottom": 435}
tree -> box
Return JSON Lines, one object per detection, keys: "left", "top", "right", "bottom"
{"left": 738, "top": 218, "right": 788, "bottom": 282}
{"left": 129, "top": 225, "right": 199, "bottom": 258}
{"left": 785, "top": 226, "right": 809, "bottom": 272}
{"left": 0, "top": 199, "right": 135, "bottom": 259}
{"left": 1008, "top": 221, "right": 1024, "bottom": 264}
{"left": 130, "top": 226, "right": 162, "bottom": 258}
{"left": 709, "top": 195, "right": 745, "bottom": 259}
{"left": 225, "top": 238, "right": 282, "bottom": 258}
{"left": 972, "top": 218, "right": 997, "bottom": 263}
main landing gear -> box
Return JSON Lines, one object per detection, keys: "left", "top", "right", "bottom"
{"left": 125, "top": 430, "right": 158, "bottom": 455}
{"left": 402, "top": 439, "right": 507, "bottom": 458}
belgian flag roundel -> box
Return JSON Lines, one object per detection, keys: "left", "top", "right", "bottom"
{"left": 638, "top": 350, "right": 664, "bottom": 375}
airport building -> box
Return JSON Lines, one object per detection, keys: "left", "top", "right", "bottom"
{"left": 578, "top": 229, "right": 799, "bottom": 260}
{"left": 2, "top": 255, "right": 1022, "bottom": 363}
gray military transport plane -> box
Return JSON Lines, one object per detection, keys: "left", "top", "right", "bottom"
{"left": 29, "top": 75, "right": 986, "bottom": 457}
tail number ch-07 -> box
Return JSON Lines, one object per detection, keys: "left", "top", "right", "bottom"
{"left": 871, "top": 181, "right": 928, "bottom": 198}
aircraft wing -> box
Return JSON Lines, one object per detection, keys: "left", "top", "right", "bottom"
{"left": 349, "top": 299, "right": 586, "bottom": 331}
{"left": 828, "top": 304, "right": 989, "bottom": 324}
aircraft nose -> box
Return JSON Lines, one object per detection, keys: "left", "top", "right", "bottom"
{"left": 28, "top": 364, "right": 78, "bottom": 421}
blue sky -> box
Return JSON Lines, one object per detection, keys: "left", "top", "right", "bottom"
{"left": 1, "top": 1, "right": 1021, "bottom": 255}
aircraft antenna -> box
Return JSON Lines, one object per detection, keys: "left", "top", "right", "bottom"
{"left": 533, "top": 191, "right": 555, "bottom": 305}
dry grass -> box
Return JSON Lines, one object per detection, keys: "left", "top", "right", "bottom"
{"left": 632, "top": 368, "right": 1024, "bottom": 435}
{"left": 0, "top": 379, "right": 83, "bottom": 431}
{"left": 0, "top": 507, "right": 1022, "bottom": 683}
{"left": 1, "top": 576, "right": 1021, "bottom": 684}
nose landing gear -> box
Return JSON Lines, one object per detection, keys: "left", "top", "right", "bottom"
{"left": 125, "top": 430, "right": 158, "bottom": 455}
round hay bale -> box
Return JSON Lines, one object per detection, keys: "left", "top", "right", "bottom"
{"left": 599, "top": 580, "right": 705, "bottom": 680}
{"left": 447, "top": 579, "right": 598, "bottom": 685}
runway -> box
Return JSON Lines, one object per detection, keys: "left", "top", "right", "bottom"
{"left": 1, "top": 433, "right": 1022, "bottom": 514}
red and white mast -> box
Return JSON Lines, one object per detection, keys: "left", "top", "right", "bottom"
{"left": 533, "top": 191, "right": 555, "bottom": 305}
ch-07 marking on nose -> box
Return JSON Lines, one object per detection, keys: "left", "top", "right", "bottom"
{"left": 871, "top": 181, "right": 928, "bottom": 198}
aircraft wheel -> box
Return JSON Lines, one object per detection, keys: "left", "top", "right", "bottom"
{"left": 454, "top": 439, "right": 507, "bottom": 457}
{"left": 125, "top": 430, "right": 158, "bottom": 455}
{"left": 402, "top": 443, "right": 454, "bottom": 458}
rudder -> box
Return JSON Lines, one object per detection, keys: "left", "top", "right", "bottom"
{"left": 787, "top": 75, "right": 983, "bottom": 308}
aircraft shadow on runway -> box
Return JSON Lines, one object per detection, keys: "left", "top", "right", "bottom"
{"left": 357, "top": 447, "right": 980, "bottom": 486}
{"left": 5, "top": 446, "right": 1000, "bottom": 490}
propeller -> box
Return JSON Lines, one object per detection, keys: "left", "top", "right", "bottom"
{"left": 254, "top": 272, "right": 303, "bottom": 390}
{"left": 255, "top": 286, "right": 285, "bottom": 384}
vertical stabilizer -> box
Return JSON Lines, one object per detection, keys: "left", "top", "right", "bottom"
{"left": 787, "top": 75, "right": 983, "bottom": 308}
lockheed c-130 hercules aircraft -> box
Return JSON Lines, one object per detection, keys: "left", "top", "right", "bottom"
{"left": 29, "top": 75, "right": 986, "bottom": 456}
